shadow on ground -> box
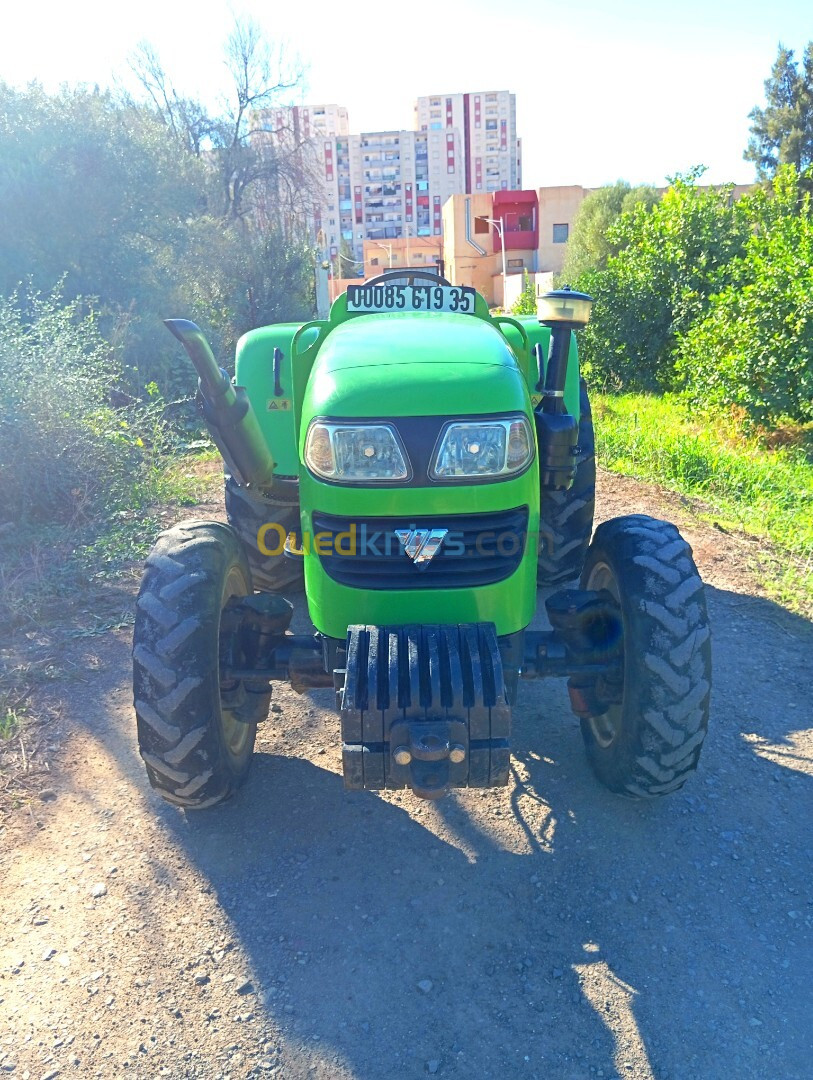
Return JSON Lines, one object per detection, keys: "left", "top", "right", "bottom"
{"left": 13, "top": 579, "right": 808, "bottom": 1077}
{"left": 122, "top": 583, "right": 813, "bottom": 1079}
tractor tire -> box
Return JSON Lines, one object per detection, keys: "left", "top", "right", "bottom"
{"left": 537, "top": 379, "right": 596, "bottom": 586}
{"left": 224, "top": 474, "right": 304, "bottom": 594}
{"left": 132, "top": 519, "right": 269, "bottom": 809}
{"left": 578, "top": 514, "right": 711, "bottom": 798}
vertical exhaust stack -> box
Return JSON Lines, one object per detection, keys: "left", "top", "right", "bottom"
{"left": 534, "top": 288, "right": 594, "bottom": 491}
{"left": 165, "top": 319, "right": 276, "bottom": 490}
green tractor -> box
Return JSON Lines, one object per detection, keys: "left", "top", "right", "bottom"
{"left": 132, "top": 271, "right": 711, "bottom": 807}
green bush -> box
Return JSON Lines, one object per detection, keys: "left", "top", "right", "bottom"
{"left": 560, "top": 181, "right": 660, "bottom": 283}
{"left": 676, "top": 167, "right": 813, "bottom": 424}
{"left": 575, "top": 171, "right": 752, "bottom": 392}
{"left": 575, "top": 166, "right": 813, "bottom": 428}
{"left": 0, "top": 84, "right": 317, "bottom": 398}
{"left": 0, "top": 289, "right": 172, "bottom": 526}
{"left": 510, "top": 271, "right": 537, "bottom": 315}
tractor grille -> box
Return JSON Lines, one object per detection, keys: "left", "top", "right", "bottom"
{"left": 311, "top": 507, "right": 529, "bottom": 590}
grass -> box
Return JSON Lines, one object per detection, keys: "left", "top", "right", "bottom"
{"left": 77, "top": 445, "right": 221, "bottom": 582}
{"left": 0, "top": 444, "right": 221, "bottom": 633}
{"left": 593, "top": 393, "right": 813, "bottom": 615}
{"left": 0, "top": 707, "right": 22, "bottom": 741}
{"left": 0, "top": 444, "right": 222, "bottom": 809}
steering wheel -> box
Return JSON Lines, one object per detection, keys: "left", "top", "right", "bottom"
{"left": 363, "top": 268, "right": 453, "bottom": 288}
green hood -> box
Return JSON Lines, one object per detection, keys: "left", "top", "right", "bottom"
{"left": 301, "top": 312, "right": 530, "bottom": 421}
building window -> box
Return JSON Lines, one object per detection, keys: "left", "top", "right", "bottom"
{"left": 507, "top": 258, "right": 524, "bottom": 268}
{"left": 552, "top": 223, "right": 569, "bottom": 243}
{"left": 370, "top": 258, "right": 379, "bottom": 266}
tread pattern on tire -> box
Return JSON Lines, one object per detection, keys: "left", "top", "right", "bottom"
{"left": 580, "top": 513, "right": 712, "bottom": 798}
{"left": 537, "top": 380, "right": 596, "bottom": 585}
{"left": 224, "top": 475, "right": 304, "bottom": 594}
{"left": 133, "top": 519, "right": 267, "bottom": 809}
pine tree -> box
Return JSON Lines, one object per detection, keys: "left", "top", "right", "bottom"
{"left": 745, "top": 42, "right": 813, "bottom": 182}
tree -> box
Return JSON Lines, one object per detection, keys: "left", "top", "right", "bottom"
{"left": 676, "top": 166, "right": 813, "bottom": 424}
{"left": 745, "top": 42, "right": 813, "bottom": 183}
{"left": 0, "top": 79, "right": 318, "bottom": 394}
{"left": 215, "top": 17, "right": 304, "bottom": 222}
{"left": 560, "top": 182, "right": 660, "bottom": 283}
{"left": 0, "top": 83, "right": 217, "bottom": 384}
{"left": 128, "top": 18, "right": 321, "bottom": 233}
{"left": 127, "top": 42, "right": 217, "bottom": 157}
{"left": 574, "top": 171, "right": 752, "bottom": 391}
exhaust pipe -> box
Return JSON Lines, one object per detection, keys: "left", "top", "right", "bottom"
{"left": 165, "top": 319, "right": 276, "bottom": 490}
{"left": 535, "top": 288, "right": 595, "bottom": 492}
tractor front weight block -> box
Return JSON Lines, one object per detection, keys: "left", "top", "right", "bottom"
{"left": 339, "top": 624, "right": 510, "bottom": 800}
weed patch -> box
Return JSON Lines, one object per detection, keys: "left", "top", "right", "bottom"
{"left": 594, "top": 393, "right": 813, "bottom": 614}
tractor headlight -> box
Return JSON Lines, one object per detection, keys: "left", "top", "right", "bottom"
{"left": 430, "top": 416, "right": 534, "bottom": 480}
{"left": 304, "top": 421, "right": 410, "bottom": 483}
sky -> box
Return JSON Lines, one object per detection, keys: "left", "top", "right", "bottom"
{"left": 1, "top": 0, "right": 811, "bottom": 189}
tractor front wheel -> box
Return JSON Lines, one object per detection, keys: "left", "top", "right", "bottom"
{"left": 578, "top": 514, "right": 711, "bottom": 797}
{"left": 133, "top": 520, "right": 268, "bottom": 808}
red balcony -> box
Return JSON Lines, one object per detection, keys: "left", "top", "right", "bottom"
{"left": 491, "top": 190, "right": 539, "bottom": 252}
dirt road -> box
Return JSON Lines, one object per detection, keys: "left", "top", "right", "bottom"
{"left": 2, "top": 470, "right": 812, "bottom": 1079}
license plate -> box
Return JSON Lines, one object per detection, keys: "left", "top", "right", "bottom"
{"left": 346, "top": 283, "right": 476, "bottom": 315}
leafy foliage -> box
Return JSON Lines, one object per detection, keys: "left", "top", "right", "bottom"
{"left": 745, "top": 42, "right": 813, "bottom": 184}
{"left": 575, "top": 171, "right": 752, "bottom": 391}
{"left": 574, "top": 159, "right": 813, "bottom": 427}
{"left": 0, "top": 288, "right": 171, "bottom": 525}
{"left": 560, "top": 181, "right": 660, "bottom": 283}
{"left": 677, "top": 167, "right": 813, "bottom": 423}
{"left": 0, "top": 19, "right": 318, "bottom": 398}
{"left": 510, "top": 272, "right": 537, "bottom": 315}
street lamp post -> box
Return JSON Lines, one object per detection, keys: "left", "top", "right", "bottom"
{"left": 477, "top": 215, "right": 507, "bottom": 308}
{"left": 336, "top": 251, "right": 366, "bottom": 277}
{"left": 371, "top": 240, "right": 393, "bottom": 268}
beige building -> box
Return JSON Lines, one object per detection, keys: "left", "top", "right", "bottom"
{"left": 443, "top": 183, "right": 755, "bottom": 306}
{"left": 415, "top": 91, "right": 520, "bottom": 192}
{"left": 256, "top": 92, "right": 523, "bottom": 265}
{"left": 320, "top": 127, "right": 464, "bottom": 263}
{"left": 442, "top": 186, "right": 589, "bottom": 306}
{"left": 362, "top": 235, "right": 444, "bottom": 278}
{"left": 255, "top": 103, "right": 349, "bottom": 141}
